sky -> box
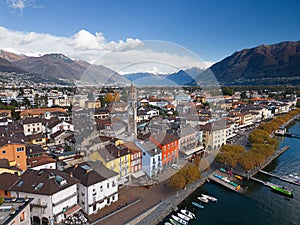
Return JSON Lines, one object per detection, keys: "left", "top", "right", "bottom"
{"left": 0, "top": 0, "right": 299, "bottom": 74}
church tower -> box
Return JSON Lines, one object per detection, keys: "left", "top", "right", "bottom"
{"left": 128, "top": 82, "right": 137, "bottom": 137}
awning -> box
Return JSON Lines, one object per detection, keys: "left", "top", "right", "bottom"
{"left": 132, "top": 170, "right": 145, "bottom": 179}
{"left": 118, "top": 177, "right": 128, "bottom": 185}
{"left": 64, "top": 204, "right": 81, "bottom": 217}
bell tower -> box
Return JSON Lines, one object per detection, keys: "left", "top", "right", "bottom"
{"left": 128, "top": 82, "right": 137, "bottom": 137}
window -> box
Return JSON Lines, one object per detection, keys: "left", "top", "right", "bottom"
{"left": 107, "top": 182, "right": 109, "bottom": 188}
{"left": 20, "top": 211, "right": 25, "bottom": 222}
{"left": 100, "top": 186, "right": 103, "bottom": 192}
{"left": 2, "top": 150, "right": 6, "bottom": 154}
{"left": 112, "top": 181, "right": 116, "bottom": 187}
{"left": 16, "top": 147, "right": 24, "bottom": 152}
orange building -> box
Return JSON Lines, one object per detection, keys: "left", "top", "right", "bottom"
{"left": 0, "top": 172, "right": 19, "bottom": 198}
{"left": 150, "top": 133, "right": 179, "bottom": 168}
{"left": 0, "top": 139, "right": 27, "bottom": 171}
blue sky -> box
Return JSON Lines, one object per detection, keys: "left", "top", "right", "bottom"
{"left": 0, "top": 0, "right": 299, "bottom": 72}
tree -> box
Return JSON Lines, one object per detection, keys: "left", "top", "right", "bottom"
{"left": 240, "top": 91, "right": 247, "bottom": 100}
{"left": 22, "top": 97, "right": 31, "bottom": 107}
{"left": 10, "top": 99, "right": 18, "bottom": 107}
{"left": 170, "top": 173, "right": 186, "bottom": 190}
{"left": 104, "top": 93, "right": 114, "bottom": 103}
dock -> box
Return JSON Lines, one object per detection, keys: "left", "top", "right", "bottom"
{"left": 207, "top": 170, "right": 246, "bottom": 194}
{"left": 258, "top": 170, "right": 300, "bottom": 186}
{"left": 250, "top": 176, "right": 275, "bottom": 187}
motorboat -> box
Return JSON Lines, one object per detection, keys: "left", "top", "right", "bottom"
{"left": 192, "top": 201, "right": 204, "bottom": 209}
{"left": 201, "top": 194, "right": 218, "bottom": 202}
{"left": 198, "top": 196, "right": 209, "bottom": 203}
{"left": 177, "top": 212, "right": 191, "bottom": 221}
{"left": 171, "top": 215, "right": 188, "bottom": 225}
{"left": 180, "top": 209, "right": 196, "bottom": 219}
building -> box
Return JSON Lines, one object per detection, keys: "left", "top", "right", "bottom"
{"left": 128, "top": 83, "right": 137, "bottom": 137}
{"left": 64, "top": 161, "right": 118, "bottom": 215}
{"left": 89, "top": 144, "right": 131, "bottom": 185}
{"left": 0, "top": 139, "right": 27, "bottom": 171}
{"left": 136, "top": 140, "right": 162, "bottom": 178}
{"left": 0, "top": 173, "right": 20, "bottom": 198}
{"left": 121, "top": 142, "right": 143, "bottom": 176}
{"left": 150, "top": 133, "right": 179, "bottom": 169}
{"left": 200, "top": 120, "right": 226, "bottom": 149}
{"left": 0, "top": 197, "right": 33, "bottom": 225}
{"left": 10, "top": 169, "right": 80, "bottom": 225}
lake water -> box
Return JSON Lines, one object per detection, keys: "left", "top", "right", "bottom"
{"left": 161, "top": 121, "right": 300, "bottom": 225}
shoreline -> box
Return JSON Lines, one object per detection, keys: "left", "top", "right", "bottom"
{"left": 133, "top": 115, "right": 300, "bottom": 225}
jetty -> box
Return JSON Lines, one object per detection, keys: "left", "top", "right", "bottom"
{"left": 258, "top": 170, "right": 300, "bottom": 186}
{"left": 207, "top": 170, "right": 246, "bottom": 194}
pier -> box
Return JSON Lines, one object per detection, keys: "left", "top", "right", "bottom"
{"left": 258, "top": 170, "right": 300, "bottom": 186}
{"left": 250, "top": 176, "right": 275, "bottom": 187}
{"left": 207, "top": 170, "right": 246, "bottom": 194}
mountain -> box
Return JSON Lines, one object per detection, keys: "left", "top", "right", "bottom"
{"left": 0, "top": 57, "right": 25, "bottom": 73}
{"left": 14, "top": 53, "right": 88, "bottom": 80}
{"left": 124, "top": 68, "right": 205, "bottom": 86}
{"left": 208, "top": 41, "right": 300, "bottom": 85}
{"left": 0, "top": 49, "right": 27, "bottom": 62}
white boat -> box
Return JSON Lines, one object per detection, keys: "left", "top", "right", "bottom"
{"left": 171, "top": 215, "right": 188, "bottom": 225}
{"left": 198, "top": 196, "right": 209, "bottom": 203}
{"left": 177, "top": 212, "right": 191, "bottom": 221}
{"left": 180, "top": 209, "right": 196, "bottom": 219}
{"left": 201, "top": 194, "right": 218, "bottom": 202}
{"left": 165, "top": 222, "right": 173, "bottom": 225}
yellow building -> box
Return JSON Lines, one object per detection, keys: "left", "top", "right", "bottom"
{"left": 90, "top": 144, "right": 131, "bottom": 179}
{"left": 0, "top": 140, "right": 27, "bottom": 171}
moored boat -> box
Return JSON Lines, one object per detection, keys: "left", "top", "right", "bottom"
{"left": 234, "top": 175, "right": 243, "bottom": 180}
{"left": 177, "top": 212, "right": 191, "bottom": 221}
{"left": 198, "top": 196, "right": 209, "bottom": 203}
{"left": 270, "top": 185, "right": 293, "bottom": 197}
{"left": 171, "top": 215, "right": 188, "bottom": 225}
{"left": 165, "top": 222, "right": 173, "bottom": 225}
{"left": 169, "top": 218, "right": 181, "bottom": 225}
{"left": 201, "top": 194, "right": 218, "bottom": 202}
{"left": 180, "top": 209, "right": 196, "bottom": 219}
{"left": 192, "top": 201, "right": 204, "bottom": 209}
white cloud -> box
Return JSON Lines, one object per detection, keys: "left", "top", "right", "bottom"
{"left": 7, "top": 0, "right": 25, "bottom": 10}
{"left": 0, "top": 26, "right": 214, "bottom": 74}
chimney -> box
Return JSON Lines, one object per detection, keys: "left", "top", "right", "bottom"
{"left": 106, "top": 154, "right": 109, "bottom": 161}
{"left": 118, "top": 150, "right": 120, "bottom": 157}
{"left": 69, "top": 172, "right": 73, "bottom": 177}
{"left": 74, "top": 164, "right": 78, "bottom": 168}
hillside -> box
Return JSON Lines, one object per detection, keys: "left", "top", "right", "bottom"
{"left": 208, "top": 41, "right": 300, "bottom": 85}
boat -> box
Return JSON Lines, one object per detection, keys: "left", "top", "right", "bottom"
{"left": 192, "top": 201, "right": 204, "bottom": 209}
{"left": 169, "top": 218, "right": 181, "bottom": 225}
{"left": 213, "top": 174, "right": 223, "bottom": 179}
{"left": 180, "top": 209, "right": 196, "bottom": 219}
{"left": 171, "top": 215, "right": 188, "bottom": 225}
{"left": 198, "top": 196, "right": 209, "bottom": 203}
{"left": 201, "top": 194, "right": 218, "bottom": 202}
{"left": 177, "top": 212, "right": 191, "bottom": 221}
{"left": 234, "top": 175, "right": 243, "bottom": 180}
{"left": 270, "top": 185, "right": 293, "bottom": 197}
{"left": 219, "top": 167, "right": 227, "bottom": 173}
{"left": 165, "top": 223, "right": 173, "bottom": 225}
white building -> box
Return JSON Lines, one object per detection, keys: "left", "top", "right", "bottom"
{"left": 10, "top": 169, "right": 80, "bottom": 225}
{"left": 64, "top": 161, "right": 119, "bottom": 215}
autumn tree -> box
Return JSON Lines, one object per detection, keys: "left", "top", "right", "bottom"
{"left": 170, "top": 173, "right": 186, "bottom": 190}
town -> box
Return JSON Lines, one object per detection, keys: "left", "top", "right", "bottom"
{"left": 0, "top": 82, "right": 298, "bottom": 225}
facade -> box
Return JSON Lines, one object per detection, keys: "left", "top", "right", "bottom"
{"left": 90, "top": 144, "right": 131, "bottom": 183}
{"left": 150, "top": 133, "right": 179, "bottom": 169}
{"left": 128, "top": 83, "right": 138, "bottom": 137}
{"left": 0, "top": 140, "right": 27, "bottom": 171}
{"left": 136, "top": 140, "right": 162, "bottom": 178}
{"left": 64, "top": 161, "right": 118, "bottom": 215}
{"left": 10, "top": 169, "right": 79, "bottom": 225}
{"left": 200, "top": 120, "right": 226, "bottom": 149}
{"left": 121, "top": 142, "right": 142, "bottom": 174}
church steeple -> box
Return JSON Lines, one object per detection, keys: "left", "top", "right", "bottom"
{"left": 128, "top": 82, "right": 137, "bottom": 138}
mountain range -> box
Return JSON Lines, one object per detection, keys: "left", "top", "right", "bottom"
{"left": 0, "top": 40, "right": 299, "bottom": 86}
